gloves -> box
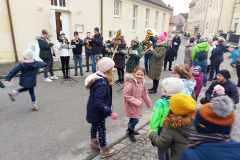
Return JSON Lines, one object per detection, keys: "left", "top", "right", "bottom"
{"left": 110, "top": 112, "right": 119, "bottom": 120}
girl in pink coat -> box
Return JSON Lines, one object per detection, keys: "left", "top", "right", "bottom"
{"left": 123, "top": 66, "right": 152, "bottom": 142}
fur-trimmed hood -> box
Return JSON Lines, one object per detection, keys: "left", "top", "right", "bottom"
{"left": 124, "top": 73, "right": 145, "bottom": 84}
{"left": 164, "top": 111, "right": 196, "bottom": 129}
{"left": 85, "top": 73, "right": 104, "bottom": 89}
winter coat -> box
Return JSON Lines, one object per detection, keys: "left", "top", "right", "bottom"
{"left": 149, "top": 111, "right": 196, "bottom": 160}
{"left": 236, "top": 51, "right": 240, "bottom": 65}
{"left": 114, "top": 43, "right": 126, "bottom": 69}
{"left": 184, "top": 43, "right": 195, "bottom": 67}
{"left": 192, "top": 42, "right": 210, "bottom": 62}
{"left": 148, "top": 43, "right": 169, "bottom": 80}
{"left": 164, "top": 44, "right": 175, "bottom": 61}
{"left": 196, "top": 35, "right": 201, "bottom": 40}
{"left": 193, "top": 72, "right": 204, "bottom": 97}
{"left": 180, "top": 139, "right": 240, "bottom": 160}
{"left": 83, "top": 38, "right": 92, "bottom": 54}
{"left": 58, "top": 38, "right": 70, "bottom": 57}
{"left": 172, "top": 37, "right": 181, "bottom": 50}
{"left": 85, "top": 73, "right": 113, "bottom": 123}
{"left": 89, "top": 33, "right": 103, "bottom": 55}
{"left": 207, "top": 45, "right": 216, "bottom": 65}
{"left": 5, "top": 60, "right": 47, "bottom": 88}
{"left": 36, "top": 36, "right": 54, "bottom": 60}
{"left": 210, "top": 44, "right": 225, "bottom": 63}
{"left": 205, "top": 80, "right": 239, "bottom": 104}
{"left": 181, "top": 78, "right": 196, "bottom": 96}
{"left": 126, "top": 43, "right": 143, "bottom": 73}
{"left": 123, "top": 74, "right": 152, "bottom": 119}
{"left": 71, "top": 38, "right": 84, "bottom": 55}
{"left": 232, "top": 49, "right": 239, "bottom": 63}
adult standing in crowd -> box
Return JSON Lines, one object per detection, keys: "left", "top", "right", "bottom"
{"left": 172, "top": 34, "right": 181, "bottom": 60}
{"left": 184, "top": 37, "right": 197, "bottom": 68}
{"left": 235, "top": 51, "right": 240, "bottom": 92}
{"left": 164, "top": 38, "right": 175, "bottom": 71}
{"left": 126, "top": 38, "right": 143, "bottom": 73}
{"left": 200, "top": 70, "right": 239, "bottom": 105}
{"left": 83, "top": 32, "right": 92, "bottom": 72}
{"left": 36, "top": 29, "right": 58, "bottom": 82}
{"left": 87, "top": 27, "right": 103, "bottom": 73}
{"left": 192, "top": 36, "right": 210, "bottom": 87}
{"left": 148, "top": 32, "right": 169, "bottom": 94}
{"left": 206, "top": 38, "right": 216, "bottom": 75}
{"left": 213, "top": 34, "right": 219, "bottom": 41}
{"left": 145, "top": 35, "right": 157, "bottom": 74}
{"left": 71, "top": 31, "right": 84, "bottom": 76}
{"left": 196, "top": 33, "right": 201, "bottom": 41}
{"left": 208, "top": 39, "right": 225, "bottom": 81}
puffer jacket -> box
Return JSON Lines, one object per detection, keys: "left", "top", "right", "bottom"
{"left": 123, "top": 74, "right": 152, "bottom": 119}
{"left": 149, "top": 111, "right": 196, "bottom": 160}
{"left": 126, "top": 43, "right": 143, "bottom": 73}
{"left": 36, "top": 36, "right": 54, "bottom": 60}
{"left": 192, "top": 42, "right": 210, "bottom": 62}
{"left": 210, "top": 44, "right": 225, "bottom": 63}
{"left": 148, "top": 43, "right": 169, "bottom": 80}
{"left": 193, "top": 72, "right": 204, "bottom": 97}
{"left": 184, "top": 43, "right": 195, "bottom": 67}
{"left": 164, "top": 44, "right": 175, "bottom": 61}
{"left": 181, "top": 78, "right": 196, "bottom": 96}
{"left": 58, "top": 37, "right": 70, "bottom": 57}
{"left": 114, "top": 43, "right": 126, "bottom": 69}
{"left": 85, "top": 73, "right": 113, "bottom": 123}
{"left": 89, "top": 33, "right": 103, "bottom": 55}
{"left": 207, "top": 45, "right": 216, "bottom": 65}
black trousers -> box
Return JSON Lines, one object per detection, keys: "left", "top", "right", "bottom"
{"left": 86, "top": 53, "right": 91, "bottom": 71}
{"left": 164, "top": 61, "right": 172, "bottom": 69}
{"left": 60, "top": 56, "right": 70, "bottom": 76}
{"left": 207, "top": 65, "right": 211, "bottom": 74}
{"left": 237, "top": 65, "right": 240, "bottom": 87}
{"left": 117, "top": 68, "right": 124, "bottom": 80}
{"left": 153, "top": 79, "right": 159, "bottom": 90}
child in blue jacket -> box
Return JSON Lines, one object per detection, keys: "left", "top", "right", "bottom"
{"left": 5, "top": 49, "right": 47, "bottom": 111}
{"left": 230, "top": 46, "right": 239, "bottom": 68}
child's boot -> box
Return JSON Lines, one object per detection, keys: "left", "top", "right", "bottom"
{"left": 31, "top": 101, "right": 38, "bottom": 111}
{"left": 90, "top": 138, "right": 100, "bottom": 149}
{"left": 127, "top": 128, "right": 136, "bottom": 142}
{"left": 8, "top": 90, "right": 19, "bottom": 102}
{"left": 100, "top": 145, "right": 115, "bottom": 158}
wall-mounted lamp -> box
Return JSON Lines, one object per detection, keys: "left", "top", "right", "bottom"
{"left": 78, "top": 9, "right": 82, "bottom": 14}
{"left": 38, "top": 5, "right": 43, "bottom": 11}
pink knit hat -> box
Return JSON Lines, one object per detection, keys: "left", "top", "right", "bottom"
{"left": 157, "top": 32, "right": 168, "bottom": 41}
{"left": 97, "top": 57, "right": 115, "bottom": 73}
{"left": 214, "top": 85, "right": 225, "bottom": 95}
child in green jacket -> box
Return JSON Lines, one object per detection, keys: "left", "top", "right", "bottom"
{"left": 150, "top": 77, "right": 184, "bottom": 160}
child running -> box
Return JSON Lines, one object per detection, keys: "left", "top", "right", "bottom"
{"left": 192, "top": 65, "right": 204, "bottom": 99}
{"left": 230, "top": 46, "right": 239, "bottom": 68}
{"left": 150, "top": 77, "right": 184, "bottom": 160}
{"left": 172, "top": 64, "right": 196, "bottom": 99}
{"left": 5, "top": 49, "right": 47, "bottom": 110}
{"left": 85, "top": 57, "right": 119, "bottom": 159}
{"left": 123, "top": 66, "right": 152, "bottom": 142}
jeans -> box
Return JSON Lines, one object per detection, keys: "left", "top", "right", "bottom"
{"left": 128, "top": 118, "right": 139, "bottom": 130}
{"left": 86, "top": 53, "right": 91, "bottom": 71}
{"left": 158, "top": 148, "right": 171, "bottom": 160}
{"left": 91, "top": 55, "right": 96, "bottom": 73}
{"left": 209, "top": 62, "right": 221, "bottom": 80}
{"left": 164, "top": 61, "right": 172, "bottom": 70}
{"left": 60, "top": 56, "right": 70, "bottom": 76}
{"left": 18, "top": 88, "right": 35, "bottom": 102}
{"left": 91, "top": 120, "right": 106, "bottom": 148}
{"left": 43, "top": 58, "right": 54, "bottom": 78}
{"left": 73, "top": 54, "right": 83, "bottom": 73}
{"left": 237, "top": 65, "right": 240, "bottom": 87}
{"left": 144, "top": 54, "right": 152, "bottom": 74}
{"left": 194, "top": 61, "right": 208, "bottom": 84}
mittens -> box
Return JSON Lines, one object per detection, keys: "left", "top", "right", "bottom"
{"left": 110, "top": 112, "right": 119, "bottom": 120}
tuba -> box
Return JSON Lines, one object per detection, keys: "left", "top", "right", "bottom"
{"left": 114, "top": 30, "right": 122, "bottom": 48}
{"left": 142, "top": 28, "right": 156, "bottom": 52}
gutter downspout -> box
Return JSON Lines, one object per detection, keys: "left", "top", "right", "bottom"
{"left": 216, "top": 0, "right": 224, "bottom": 32}
{"left": 6, "top": 0, "right": 18, "bottom": 62}
{"left": 201, "top": 0, "right": 209, "bottom": 36}
{"left": 229, "top": 0, "right": 237, "bottom": 31}
{"left": 101, "top": 0, "right": 103, "bottom": 35}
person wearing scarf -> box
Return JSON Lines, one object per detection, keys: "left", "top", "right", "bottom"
{"left": 180, "top": 96, "right": 240, "bottom": 160}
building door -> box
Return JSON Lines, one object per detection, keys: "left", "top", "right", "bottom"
{"left": 55, "top": 12, "right": 62, "bottom": 39}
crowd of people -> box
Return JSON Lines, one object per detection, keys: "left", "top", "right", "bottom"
{"left": 1, "top": 29, "right": 240, "bottom": 160}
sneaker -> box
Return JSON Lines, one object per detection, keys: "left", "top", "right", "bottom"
{"left": 80, "top": 73, "right": 84, "bottom": 76}
{"left": 31, "top": 101, "right": 38, "bottom": 111}
{"left": 50, "top": 75, "right": 58, "bottom": 80}
{"left": 44, "top": 78, "right": 53, "bottom": 82}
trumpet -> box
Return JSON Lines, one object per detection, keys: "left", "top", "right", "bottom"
{"left": 73, "top": 38, "right": 79, "bottom": 44}
{"left": 62, "top": 38, "right": 70, "bottom": 45}
{"left": 86, "top": 34, "right": 92, "bottom": 49}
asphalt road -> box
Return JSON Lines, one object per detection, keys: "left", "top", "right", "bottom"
{"left": 0, "top": 36, "right": 187, "bottom": 160}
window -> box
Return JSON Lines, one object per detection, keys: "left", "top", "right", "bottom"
{"left": 206, "top": 22, "right": 209, "bottom": 30}
{"left": 145, "top": 9, "right": 149, "bottom": 29}
{"left": 212, "top": 19, "right": 215, "bottom": 33}
{"left": 132, "top": 6, "right": 137, "bottom": 31}
{"left": 162, "top": 13, "right": 166, "bottom": 31}
{"left": 234, "top": 18, "right": 239, "bottom": 33}
{"left": 51, "top": 0, "right": 66, "bottom": 7}
{"left": 154, "top": 11, "right": 158, "bottom": 30}
{"left": 209, "top": 19, "right": 212, "bottom": 33}
{"left": 114, "top": 1, "right": 120, "bottom": 17}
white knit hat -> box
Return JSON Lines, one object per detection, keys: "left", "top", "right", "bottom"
{"left": 60, "top": 31, "right": 65, "bottom": 35}
{"left": 22, "top": 49, "right": 34, "bottom": 59}
{"left": 97, "top": 57, "right": 115, "bottom": 73}
{"left": 162, "top": 77, "right": 184, "bottom": 94}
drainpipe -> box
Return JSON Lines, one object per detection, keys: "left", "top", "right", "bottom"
{"left": 6, "top": 0, "right": 18, "bottom": 62}
{"left": 216, "top": 0, "right": 224, "bottom": 32}
{"left": 101, "top": 0, "right": 103, "bottom": 35}
{"left": 229, "top": 0, "right": 237, "bottom": 31}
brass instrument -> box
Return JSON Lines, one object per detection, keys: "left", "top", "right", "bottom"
{"left": 86, "top": 36, "right": 92, "bottom": 49}
{"left": 142, "top": 28, "right": 156, "bottom": 52}
{"left": 73, "top": 38, "right": 79, "bottom": 44}
{"left": 114, "top": 30, "right": 122, "bottom": 48}
{"left": 112, "top": 45, "right": 119, "bottom": 60}
{"left": 62, "top": 38, "right": 70, "bottom": 45}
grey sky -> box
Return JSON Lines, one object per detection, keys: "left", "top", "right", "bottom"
{"left": 162, "top": 0, "right": 190, "bottom": 15}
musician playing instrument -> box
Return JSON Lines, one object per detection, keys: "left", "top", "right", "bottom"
{"left": 111, "top": 30, "right": 126, "bottom": 48}
{"left": 83, "top": 32, "right": 92, "bottom": 72}
{"left": 71, "top": 31, "right": 84, "bottom": 76}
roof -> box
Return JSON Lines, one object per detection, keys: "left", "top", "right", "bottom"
{"left": 172, "top": 17, "right": 184, "bottom": 26}
{"left": 180, "top": 13, "right": 188, "bottom": 19}
{"left": 143, "top": 0, "right": 172, "bottom": 11}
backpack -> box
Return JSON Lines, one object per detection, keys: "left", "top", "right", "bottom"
{"left": 196, "top": 50, "right": 207, "bottom": 61}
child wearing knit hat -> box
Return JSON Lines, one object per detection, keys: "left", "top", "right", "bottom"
{"left": 150, "top": 77, "right": 184, "bottom": 160}
{"left": 213, "top": 84, "right": 226, "bottom": 97}
{"left": 180, "top": 96, "right": 240, "bottom": 160}
{"left": 149, "top": 93, "right": 197, "bottom": 160}
{"left": 193, "top": 65, "right": 203, "bottom": 99}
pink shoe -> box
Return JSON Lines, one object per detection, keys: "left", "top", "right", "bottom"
{"left": 8, "top": 90, "right": 19, "bottom": 102}
{"left": 31, "top": 101, "right": 38, "bottom": 111}
{"left": 100, "top": 145, "right": 115, "bottom": 159}
{"left": 90, "top": 138, "right": 100, "bottom": 149}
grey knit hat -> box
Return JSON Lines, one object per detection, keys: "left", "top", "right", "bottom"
{"left": 199, "top": 36, "right": 206, "bottom": 43}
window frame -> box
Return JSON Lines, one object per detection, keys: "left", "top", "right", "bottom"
{"left": 51, "top": 0, "right": 67, "bottom": 9}
{"left": 162, "top": 13, "right": 166, "bottom": 31}
{"left": 234, "top": 18, "right": 239, "bottom": 33}
{"left": 154, "top": 11, "right": 159, "bottom": 30}
{"left": 132, "top": 5, "right": 137, "bottom": 31}
{"left": 145, "top": 9, "right": 150, "bottom": 29}
{"left": 114, "top": 0, "right": 121, "bottom": 17}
